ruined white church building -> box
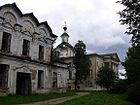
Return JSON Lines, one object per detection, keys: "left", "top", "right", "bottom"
{"left": 55, "top": 23, "right": 120, "bottom": 90}
{"left": 0, "top": 3, "right": 120, "bottom": 95}
{"left": 0, "top": 3, "right": 69, "bottom": 95}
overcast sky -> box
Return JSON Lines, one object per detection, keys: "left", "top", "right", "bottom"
{"left": 0, "top": 0, "right": 131, "bottom": 62}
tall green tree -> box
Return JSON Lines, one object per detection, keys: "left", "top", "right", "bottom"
{"left": 96, "top": 66, "right": 117, "bottom": 91}
{"left": 123, "top": 46, "right": 140, "bottom": 84}
{"left": 118, "top": 0, "right": 140, "bottom": 83}
{"left": 118, "top": 1, "right": 140, "bottom": 104}
{"left": 73, "top": 40, "right": 91, "bottom": 90}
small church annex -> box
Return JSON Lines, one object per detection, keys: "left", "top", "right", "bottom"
{"left": 0, "top": 3, "right": 69, "bottom": 95}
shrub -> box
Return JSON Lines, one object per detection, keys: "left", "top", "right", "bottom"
{"left": 96, "top": 65, "right": 117, "bottom": 91}
{"left": 127, "top": 81, "right": 140, "bottom": 105}
{"left": 110, "top": 79, "right": 128, "bottom": 93}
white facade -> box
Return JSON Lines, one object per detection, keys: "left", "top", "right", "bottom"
{"left": 0, "top": 3, "right": 69, "bottom": 95}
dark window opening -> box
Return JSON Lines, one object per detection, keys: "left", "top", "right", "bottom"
{"left": 69, "top": 71, "right": 72, "bottom": 80}
{"left": 0, "top": 64, "right": 9, "bottom": 88}
{"left": 105, "top": 62, "right": 109, "bottom": 67}
{"left": 52, "top": 72, "right": 57, "bottom": 88}
{"left": 22, "top": 39, "right": 30, "bottom": 56}
{"left": 38, "top": 70, "right": 44, "bottom": 88}
{"left": 77, "top": 86, "right": 80, "bottom": 90}
{"left": 39, "top": 45, "right": 44, "bottom": 60}
{"left": 68, "top": 86, "right": 71, "bottom": 90}
{"left": 1, "top": 32, "right": 11, "bottom": 52}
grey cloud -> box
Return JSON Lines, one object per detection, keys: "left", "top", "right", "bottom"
{"left": 0, "top": 0, "right": 131, "bottom": 62}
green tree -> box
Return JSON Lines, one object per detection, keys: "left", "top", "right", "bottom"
{"left": 73, "top": 40, "right": 91, "bottom": 90}
{"left": 118, "top": 0, "right": 140, "bottom": 46}
{"left": 123, "top": 46, "right": 140, "bottom": 84}
{"left": 118, "top": 0, "right": 140, "bottom": 84}
{"left": 118, "top": 1, "right": 140, "bottom": 104}
{"left": 96, "top": 66, "right": 117, "bottom": 91}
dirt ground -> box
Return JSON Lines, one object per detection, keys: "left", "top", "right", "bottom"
{"left": 19, "top": 92, "right": 89, "bottom": 105}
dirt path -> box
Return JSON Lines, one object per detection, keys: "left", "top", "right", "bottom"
{"left": 19, "top": 92, "right": 89, "bottom": 105}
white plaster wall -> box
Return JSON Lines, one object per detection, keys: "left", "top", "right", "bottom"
{"left": 0, "top": 4, "right": 57, "bottom": 94}
{"left": 51, "top": 65, "right": 69, "bottom": 89}
{"left": 0, "top": 4, "right": 74, "bottom": 94}
{"left": 0, "top": 5, "right": 54, "bottom": 63}
{"left": 0, "top": 56, "right": 51, "bottom": 94}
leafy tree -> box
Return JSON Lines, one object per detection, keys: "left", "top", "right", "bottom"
{"left": 73, "top": 40, "right": 91, "bottom": 90}
{"left": 96, "top": 66, "right": 117, "bottom": 91}
{"left": 118, "top": 1, "right": 140, "bottom": 103}
{"left": 118, "top": 0, "right": 140, "bottom": 84}
{"left": 123, "top": 46, "right": 140, "bottom": 84}
{"left": 117, "top": 0, "right": 140, "bottom": 46}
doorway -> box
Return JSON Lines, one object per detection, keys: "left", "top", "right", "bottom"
{"left": 16, "top": 72, "right": 31, "bottom": 95}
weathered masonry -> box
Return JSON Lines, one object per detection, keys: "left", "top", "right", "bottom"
{"left": 0, "top": 3, "right": 69, "bottom": 95}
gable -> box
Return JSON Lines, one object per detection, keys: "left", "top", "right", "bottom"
{"left": 101, "top": 53, "right": 120, "bottom": 62}
{"left": 21, "top": 19, "right": 35, "bottom": 37}
{"left": 3, "top": 12, "right": 17, "bottom": 27}
{"left": 111, "top": 53, "right": 120, "bottom": 62}
{"left": 0, "top": 3, "right": 57, "bottom": 48}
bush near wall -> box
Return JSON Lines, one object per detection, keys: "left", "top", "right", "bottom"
{"left": 110, "top": 79, "right": 128, "bottom": 93}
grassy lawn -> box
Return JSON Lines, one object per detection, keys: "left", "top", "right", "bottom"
{"left": 58, "top": 91, "right": 134, "bottom": 105}
{"left": 0, "top": 92, "right": 75, "bottom": 105}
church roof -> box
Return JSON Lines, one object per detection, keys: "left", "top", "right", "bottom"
{"left": 61, "top": 32, "right": 69, "bottom": 37}
{"left": 55, "top": 42, "right": 73, "bottom": 50}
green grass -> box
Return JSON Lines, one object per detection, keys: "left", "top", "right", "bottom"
{"left": 58, "top": 91, "right": 134, "bottom": 105}
{"left": 0, "top": 92, "right": 75, "bottom": 105}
